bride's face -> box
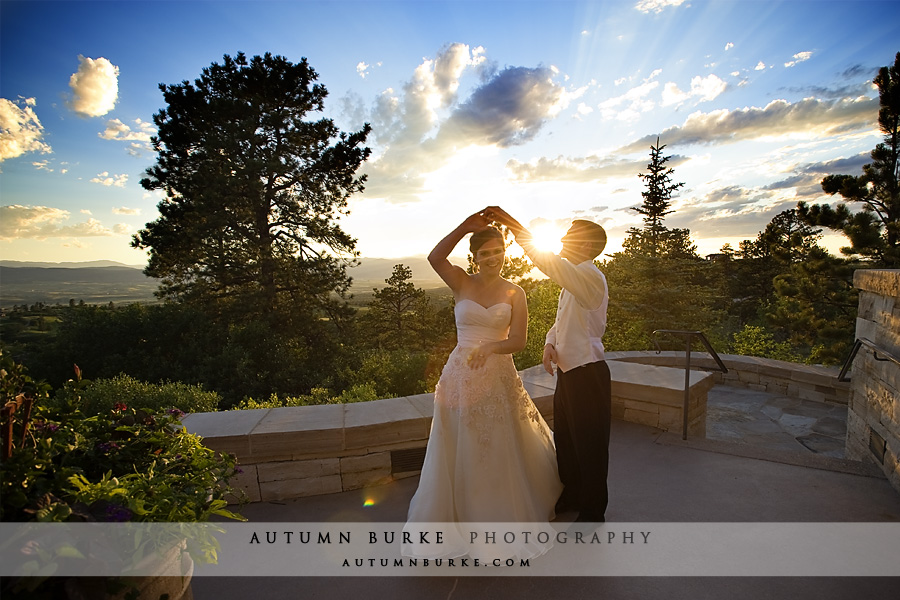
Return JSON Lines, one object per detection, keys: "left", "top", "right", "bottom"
{"left": 474, "top": 238, "right": 505, "bottom": 273}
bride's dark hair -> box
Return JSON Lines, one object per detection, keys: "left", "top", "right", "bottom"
{"left": 469, "top": 226, "right": 504, "bottom": 255}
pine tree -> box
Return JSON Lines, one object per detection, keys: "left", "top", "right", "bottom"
{"left": 798, "top": 52, "right": 900, "bottom": 266}
{"left": 631, "top": 137, "right": 685, "bottom": 258}
{"left": 134, "top": 52, "right": 371, "bottom": 315}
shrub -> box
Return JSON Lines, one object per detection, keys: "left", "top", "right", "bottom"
{"left": 233, "top": 383, "right": 381, "bottom": 410}
{"left": 731, "top": 325, "right": 802, "bottom": 362}
{"left": 74, "top": 374, "right": 221, "bottom": 415}
{"left": 0, "top": 355, "right": 245, "bottom": 598}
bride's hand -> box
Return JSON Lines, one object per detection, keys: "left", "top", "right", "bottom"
{"left": 466, "top": 343, "right": 496, "bottom": 370}
{"left": 462, "top": 212, "right": 492, "bottom": 233}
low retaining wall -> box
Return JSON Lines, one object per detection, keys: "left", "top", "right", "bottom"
{"left": 605, "top": 351, "right": 849, "bottom": 405}
{"left": 182, "top": 354, "right": 845, "bottom": 504}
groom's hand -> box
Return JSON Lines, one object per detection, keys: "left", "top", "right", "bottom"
{"left": 542, "top": 343, "right": 558, "bottom": 375}
{"left": 482, "top": 206, "right": 523, "bottom": 234}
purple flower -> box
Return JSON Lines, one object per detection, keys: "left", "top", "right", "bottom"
{"left": 104, "top": 504, "right": 132, "bottom": 522}
{"left": 33, "top": 421, "right": 60, "bottom": 433}
{"left": 97, "top": 441, "right": 120, "bottom": 453}
{"left": 166, "top": 408, "right": 186, "bottom": 418}
{"left": 235, "top": 467, "right": 244, "bottom": 474}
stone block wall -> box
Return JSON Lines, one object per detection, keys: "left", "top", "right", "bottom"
{"left": 184, "top": 352, "right": 849, "bottom": 504}
{"left": 846, "top": 269, "right": 900, "bottom": 494}
{"left": 605, "top": 351, "right": 849, "bottom": 405}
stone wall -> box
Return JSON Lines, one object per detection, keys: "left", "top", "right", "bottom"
{"left": 605, "top": 352, "right": 849, "bottom": 405}
{"left": 845, "top": 269, "right": 900, "bottom": 494}
{"left": 182, "top": 355, "right": 848, "bottom": 504}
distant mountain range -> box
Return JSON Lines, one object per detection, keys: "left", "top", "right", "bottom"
{"left": 0, "top": 258, "right": 456, "bottom": 306}
{"left": 0, "top": 260, "right": 144, "bottom": 269}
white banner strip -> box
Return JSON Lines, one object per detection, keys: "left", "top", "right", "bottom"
{"left": 2, "top": 522, "right": 898, "bottom": 577}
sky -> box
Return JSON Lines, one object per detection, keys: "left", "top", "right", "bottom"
{"left": 1, "top": 0, "right": 898, "bottom": 267}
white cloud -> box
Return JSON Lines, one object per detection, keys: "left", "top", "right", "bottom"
{"left": 785, "top": 51, "right": 813, "bottom": 68}
{"left": 361, "top": 44, "right": 568, "bottom": 202}
{"left": 90, "top": 172, "right": 128, "bottom": 187}
{"left": 32, "top": 160, "right": 52, "bottom": 172}
{"left": 754, "top": 61, "right": 767, "bottom": 71}
{"left": 725, "top": 42, "right": 734, "bottom": 51}
{"left": 112, "top": 206, "right": 140, "bottom": 215}
{"left": 68, "top": 55, "right": 119, "bottom": 117}
{"left": 506, "top": 154, "right": 657, "bottom": 183}
{"left": 618, "top": 96, "right": 878, "bottom": 154}
{"left": 0, "top": 97, "right": 52, "bottom": 162}
{"left": 0, "top": 205, "right": 122, "bottom": 239}
{"left": 100, "top": 118, "right": 155, "bottom": 142}
{"left": 598, "top": 80, "right": 659, "bottom": 121}
{"left": 634, "top": 0, "right": 687, "bottom": 13}
{"left": 356, "top": 62, "right": 370, "bottom": 78}
{"left": 691, "top": 74, "right": 728, "bottom": 102}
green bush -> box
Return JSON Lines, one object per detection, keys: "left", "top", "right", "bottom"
{"left": 731, "top": 325, "right": 802, "bottom": 363}
{"left": 74, "top": 374, "right": 221, "bottom": 415}
{"left": 0, "top": 354, "right": 244, "bottom": 599}
{"left": 233, "top": 383, "right": 381, "bottom": 410}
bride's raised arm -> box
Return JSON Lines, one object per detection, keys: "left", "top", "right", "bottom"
{"left": 427, "top": 212, "right": 491, "bottom": 294}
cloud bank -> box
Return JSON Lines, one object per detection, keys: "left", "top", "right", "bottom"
{"left": 0, "top": 205, "right": 125, "bottom": 240}
{"left": 617, "top": 96, "right": 877, "bottom": 154}
{"left": 0, "top": 97, "right": 52, "bottom": 162}
{"left": 359, "top": 43, "right": 570, "bottom": 202}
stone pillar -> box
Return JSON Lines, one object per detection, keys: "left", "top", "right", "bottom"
{"left": 846, "top": 269, "right": 900, "bottom": 494}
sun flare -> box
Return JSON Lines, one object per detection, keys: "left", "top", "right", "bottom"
{"left": 529, "top": 223, "right": 564, "bottom": 254}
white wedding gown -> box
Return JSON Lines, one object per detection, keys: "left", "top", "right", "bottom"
{"left": 403, "top": 299, "right": 562, "bottom": 561}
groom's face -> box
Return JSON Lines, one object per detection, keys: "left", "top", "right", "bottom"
{"left": 560, "top": 225, "right": 591, "bottom": 263}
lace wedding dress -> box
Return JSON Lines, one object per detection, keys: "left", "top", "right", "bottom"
{"left": 402, "top": 299, "right": 562, "bottom": 561}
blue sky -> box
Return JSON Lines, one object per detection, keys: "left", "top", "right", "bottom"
{"left": 1, "top": 0, "right": 898, "bottom": 266}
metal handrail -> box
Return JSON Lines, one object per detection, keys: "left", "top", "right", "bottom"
{"left": 651, "top": 330, "right": 728, "bottom": 440}
{"left": 838, "top": 337, "right": 900, "bottom": 382}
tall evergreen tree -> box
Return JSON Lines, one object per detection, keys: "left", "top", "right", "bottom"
{"left": 363, "top": 264, "right": 434, "bottom": 351}
{"left": 798, "top": 52, "right": 900, "bottom": 266}
{"left": 134, "top": 52, "right": 371, "bottom": 316}
{"left": 630, "top": 137, "right": 685, "bottom": 258}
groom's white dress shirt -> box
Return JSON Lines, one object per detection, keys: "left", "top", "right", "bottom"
{"left": 522, "top": 246, "right": 608, "bottom": 374}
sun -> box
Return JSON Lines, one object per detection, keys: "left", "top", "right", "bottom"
{"left": 529, "top": 223, "right": 564, "bottom": 254}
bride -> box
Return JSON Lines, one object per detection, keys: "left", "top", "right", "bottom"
{"left": 402, "top": 211, "right": 562, "bottom": 561}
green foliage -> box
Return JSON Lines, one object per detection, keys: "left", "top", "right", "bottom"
{"left": 767, "top": 249, "right": 858, "bottom": 365}
{"left": 798, "top": 51, "right": 900, "bottom": 267}
{"left": 32, "top": 302, "right": 352, "bottom": 407}
{"left": 76, "top": 374, "right": 221, "bottom": 416}
{"left": 234, "top": 383, "right": 380, "bottom": 409}
{"left": 1, "top": 362, "right": 244, "bottom": 524}
{"left": 730, "top": 325, "right": 802, "bottom": 362}
{"left": 632, "top": 138, "right": 685, "bottom": 258}
{"left": 602, "top": 252, "right": 728, "bottom": 351}
{"left": 514, "top": 278, "right": 560, "bottom": 370}
{"left": 1, "top": 356, "right": 245, "bottom": 598}
{"left": 351, "top": 349, "right": 432, "bottom": 398}
{"left": 134, "top": 52, "right": 371, "bottom": 311}
{"left": 726, "top": 209, "right": 824, "bottom": 326}
{"left": 361, "top": 264, "right": 439, "bottom": 351}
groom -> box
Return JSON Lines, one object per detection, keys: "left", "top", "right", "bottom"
{"left": 484, "top": 206, "right": 611, "bottom": 523}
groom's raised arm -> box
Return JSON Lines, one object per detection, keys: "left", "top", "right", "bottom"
{"left": 483, "top": 206, "right": 605, "bottom": 311}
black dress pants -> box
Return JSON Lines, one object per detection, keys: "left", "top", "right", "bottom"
{"left": 554, "top": 360, "right": 611, "bottom": 517}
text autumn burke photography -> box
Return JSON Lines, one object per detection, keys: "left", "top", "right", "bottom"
{"left": 245, "top": 527, "right": 653, "bottom": 569}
